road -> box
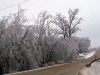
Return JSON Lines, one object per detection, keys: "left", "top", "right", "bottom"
{"left": 9, "top": 50, "right": 100, "bottom": 75}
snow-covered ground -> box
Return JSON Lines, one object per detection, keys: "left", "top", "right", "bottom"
{"left": 77, "top": 51, "right": 99, "bottom": 75}
{"left": 78, "top": 62, "right": 100, "bottom": 75}
{"left": 79, "top": 51, "right": 95, "bottom": 59}
{"left": 84, "top": 51, "right": 95, "bottom": 59}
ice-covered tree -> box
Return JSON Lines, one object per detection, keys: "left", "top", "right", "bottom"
{"left": 55, "top": 8, "right": 82, "bottom": 38}
{"left": 79, "top": 37, "right": 91, "bottom": 53}
{"left": 0, "top": 7, "right": 91, "bottom": 74}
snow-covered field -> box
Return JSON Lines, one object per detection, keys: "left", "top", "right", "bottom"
{"left": 78, "top": 62, "right": 100, "bottom": 75}
{"left": 79, "top": 51, "right": 95, "bottom": 59}
{"left": 84, "top": 51, "right": 95, "bottom": 59}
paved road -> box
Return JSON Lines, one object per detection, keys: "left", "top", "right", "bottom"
{"left": 9, "top": 50, "right": 100, "bottom": 75}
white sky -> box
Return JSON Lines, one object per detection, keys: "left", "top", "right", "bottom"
{"left": 0, "top": 0, "right": 100, "bottom": 48}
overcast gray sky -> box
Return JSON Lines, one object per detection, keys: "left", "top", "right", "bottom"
{"left": 0, "top": 0, "right": 100, "bottom": 48}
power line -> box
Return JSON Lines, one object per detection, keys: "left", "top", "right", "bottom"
{"left": 0, "top": 0, "right": 30, "bottom": 11}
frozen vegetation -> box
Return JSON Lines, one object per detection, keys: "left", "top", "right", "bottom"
{"left": 0, "top": 7, "right": 91, "bottom": 74}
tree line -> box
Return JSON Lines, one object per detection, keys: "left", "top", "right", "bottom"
{"left": 0, "top": 7, "right": 90, "bottom": 73}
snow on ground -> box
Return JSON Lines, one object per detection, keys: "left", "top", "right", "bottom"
{"left": 78, "top": 62, "right": 100, "bottom": 75}
{"left": 79, "top": 51, "right": 95, "bottom": 59}
{"left": 77, "top": 51, "right": 98, "bottom": 75}
{"left": 84, "top": 51, "right": 95, "bottom": 59}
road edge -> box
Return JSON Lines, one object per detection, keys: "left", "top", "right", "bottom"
{"left": 76, "top": 51, "right": 96, "bottom": 75}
